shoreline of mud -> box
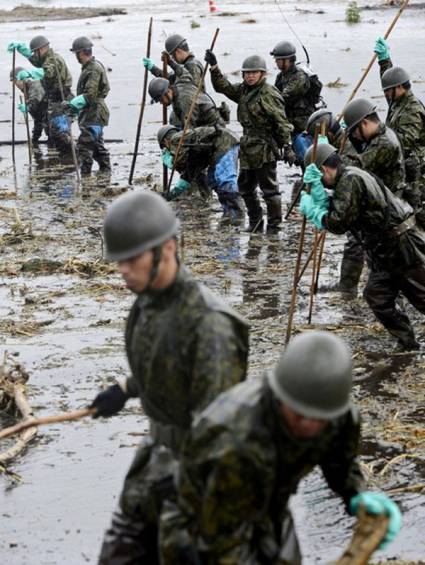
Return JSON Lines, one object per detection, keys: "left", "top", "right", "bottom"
{"left": 0, "top": 6, "right": 127, "bottom": 23}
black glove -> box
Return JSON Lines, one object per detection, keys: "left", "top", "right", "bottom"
{"left": 204, "top": 49, "right": 217, "bottom": 67}
{"left": 61, "top": 100, "right": 71, "bottom": 112}
{"left": 283, "top": 145, "right": 296, "bottom": 167}
{"left": 90, "top": 383, "right": 129, "bottom": 418}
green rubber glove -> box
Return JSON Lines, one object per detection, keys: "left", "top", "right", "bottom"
{"left": 7, "top": 41, "right": 32, "bottom": 58}
{"left": 168, "top": 178, "right": 190, "bottom": 200}
{"left": 162, "top": 149, "right": 173, "bottom": 169}
{"left": 17, "top": 68, "right": 44, "bottom": 81}
{"left": 16, "top": 69, "right": 31, "bottom": 80}
{"left": 350, "top": 492, "right": 402, "bottom": 549}
{"left": 374, "top": 36, "right": 390, "bottom": 62}
{"left": 318, "top": 134, "right": 329, "bottom": 144}
{"left": 340, "top": 119, "right": 347, "bottom": 130}
{"left": 143, "top": 57, "right": 155, "bottom": 71}
{"left": 69, "top": 94, "right": 87, "bottom": 112}
{"left": 18, "top": 102, "right": 27, "bottom": 115}
{"left": 299, "top": 192, "right": 327, "bottom": 229}
{"left": 303, "top": 164, "right": 329, "bottom": 208}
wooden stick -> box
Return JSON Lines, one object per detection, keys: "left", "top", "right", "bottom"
{"left": 340, "top": 0, "right": 409, "bottom": 115}
{"left": 313, "top": 230, "right": 327, "bottom": 293}
{"left": 166, "top": 28, "right": 220, "bottom": 193}
{"left": 0, "top": 408, "right": 96, "bottom": 440}
{"left": 162, "top": 55, "right": 169, "bottom": 192}
{"left": 285, "top": 179, "right": 304, "bottom": 220}
{"left": 285, "top": 123, "right": 320, "bottom": 344}
{"left": 12, "top": 49, "right": 16, "bottom": 165}
{"left": 21, "top": 86, "right": 32, "bottom": 165}
{"left": 296, "top": 230, "right": 326, "bottom": 285}
{"left": 129, "top": 17, "right": 153, "bottom": 185}
{"left": 307, "top": 228, "right": 319, "bottom": 324}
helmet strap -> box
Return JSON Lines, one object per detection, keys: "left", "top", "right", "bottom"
{"left": 148, "top": 245, "right": 162, "bottom": 288}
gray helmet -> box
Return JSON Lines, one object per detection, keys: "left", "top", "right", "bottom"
{"left": 165, "top": 34, "right": 188, "bottom": 55}
{"left": 306, "top": 109, "right": 334, "bottom": 137}
{"left": 267, "top": 331, "right": 352, "bottom": 420}
{"left": 157, "top": 125, "right": 178, "bottom": 147}
{"left": 270, "top": 40, "right": 296, "bottom": 59}
{"left": 149, "top": 78, "right": 170, "bottom": 103}
{"left": 242, "top": 55, "right": 267, "bottom": 72}
{"left": 381, "top": 66, "right": 410, "bottom": 91}
{"left": 104, "top": 191, "right": 180, "bottom": 262}
{"left": 304, "top": 143, "right": 337, "bottom": 168}
{"left": 10, "top": 66, "right": 25, "bottom": 81}
{"left": 70, "top": 36, "right": 93, "bottom": 53}
{"left": 343, "top": 98, "right": 377, "bottom": 133}
{"left": 29, "top": 35, "right": 49, "bottom": 50}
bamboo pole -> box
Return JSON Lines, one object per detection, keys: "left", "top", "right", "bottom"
{"left": 21, "top": 86, "right": 32, "bottom": 165}
{"left": 129, "top": 17, "right": 153, "bottom": 185}
{"left": 162, "top": 55, "right": 169, "bottom": 192}
{"left": 12, "top": 49, "right": 16, "bottom": 165}
{"left": 166, "top": 28, "right": 220, "bottom": 193}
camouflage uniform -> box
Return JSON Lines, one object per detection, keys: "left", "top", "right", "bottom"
{"left": 275, "top": 65, "right": 316, "bottom": 134}
{"left": 168, "top": 126, "right": 244, "bottom": 215}
{"left": 76, "top": 57, "right": 111, "bottom": 174}
{"left": 150, "top": 53, "right": 204, "bottom": 88}
{"left": 211, "top": 67, "right": 293, "bottom": 228}
{"left": 22, "top": 78, "right": 48, "bottom": 143}
{"left": 160, "top": 377, "right": 364, "bottom": 564}
{"left": 29, "top": 47, "right": 73, "bottom": 153}
{"left": 98, "top": 266, "right": 249, "bottom": 564}
{"left": 324, "top": 165, "right": 425, "bottom": 348}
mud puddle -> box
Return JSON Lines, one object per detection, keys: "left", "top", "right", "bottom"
{"left": 1, "top": 1, "right": 424, "bottom": 563}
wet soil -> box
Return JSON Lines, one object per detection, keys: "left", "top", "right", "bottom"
{"left": 0, "top": 7, "right": 127, "bottom": 24}
{"left": 0, "top": 1, "right": 424, "bottom": 563}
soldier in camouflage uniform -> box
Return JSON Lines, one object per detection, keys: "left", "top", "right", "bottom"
{"left": 306, "top": 109, "right": 354, "bottom": 157}
{"left": 157, "top": 124, "right": 244, "bottom": 217}
{"left": 8, "top": 35, "right": 74, "bottom": 154}
{"left": 149, "top": 71, "right": 225, "bottom": 130}
{"left": 66, "top": 37, "right": 111, "bottom": 175}
{"left": 10, "top": 66, "right": 49, "bottom": 144}
{"left": 89, "top": 191, "right": 249, "bottom": 564}
{"left": 160, "top": 332, "right": 401, "bottom": 563}
{"left": 301, "top": 143, "right": 425, "bottom": 350}
{"left": 205, "top": 50, "right": 294, "bottom": 232}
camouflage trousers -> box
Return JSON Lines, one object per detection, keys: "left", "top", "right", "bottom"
{"left": 364, "top": 262, "right": 425, "bottom": 347}
{"left": 77, "top": 125, "right": 111, "bottom": 175}
{"left": 340, "top": 232, "right": 365, "bottom": 292}
{"left": 238, "top": 161, "right": 281, "bottom": 228}
{"left": 98, "top": 439, "right": 178, "bottom": 565}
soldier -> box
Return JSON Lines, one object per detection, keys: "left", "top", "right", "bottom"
{"left": 89, "top": 191, "right": 249, "bottom": 563}
{"left": 160, "top": 331, "right": 401, "bottom": 563}
{"left": 10, "top": 66, "right": 49, "bottom": 144}
{"left": 7, "top": 35, "right": 74, "bottom": 154}
{"left": 157, "top": 124, "right": 244, "bottom": 218}
{"left": 271, "top": 40, "right": 323, "bottom": 161}
{"left": 65, "top": 37, "right": 111, "bottom": 176}
{"left": 205, "top": 50, "right": 294, "bottom": 232}
{"left": 148, "top": 72, "right": 225, "bottom": 129}
{"left": 306, "top": 109, "right": 354, "bottom": 156}
{"left": 300, "top": 143, "right": 425, "bottom": 350}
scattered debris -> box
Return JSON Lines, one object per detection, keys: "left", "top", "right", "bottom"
{"left": 240, "top": 18, "right": 257, "bottom": 24}
{"left": 325, "top": 77, "right": 348, "bottom": 88}
{"left": 190, "top": 20, "right": 200, "bottom": 29}
{"left": 346, "top": 1, "right": 361, "bottom": 24}
{"left": 0, "top": 6, "right": 127, "bottom": 23}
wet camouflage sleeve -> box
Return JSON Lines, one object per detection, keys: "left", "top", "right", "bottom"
{"left": 279, "top": 69, "right": 310, "bottom": 102}
{"left": 78, "top": 64, "right": 102, "bottom": 104}
{"left": 391, "top": 98, "right": 425, "bottom": 154}
{"left": 30, "top": 50, "right": 72, "bottom": 98}
{"left": 378, "top": 57, "right": 393, "bottom": 77}
{"left": 25, "top": 80, "right": 45, "bottom": 114}
{"left": 259, "top": 88, "right": 293, "bottom": 147}
{"left": 210, "top": 67, "right": 242, "bottom": 104}
{"left": 324, "top": 174, "right": 363, "bottom": 234}
{"left": 190, "top": 311, "right": 247, "bottom": 417}
{"left": 319, "top": 409, "right": 365, "bottom": 509}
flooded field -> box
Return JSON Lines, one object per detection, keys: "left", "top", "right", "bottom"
{"left": 0, "top": 1, "right": 424, "bottom": 563}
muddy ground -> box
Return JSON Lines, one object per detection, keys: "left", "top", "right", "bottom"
{"left": 0, "top": 1, "right": 424, "bottom": 564}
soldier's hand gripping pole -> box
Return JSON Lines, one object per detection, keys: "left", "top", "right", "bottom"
{"left": 285, "top": 123, "right": 320, "bottom": 345}
{"left": 165, "top": 28, "right": 220, "bottom": 194}
{"left": 12, "top": 48, "right": 16, "bottom": 166}
{"left": 340, "top": 0, "right": 409, "bottom": 116}
{"left": 52, "top": 56, "right": 81, "bottom": 185}
{"left": 129, "top": 17, "right": 153, "bottom": 185}
{"left": 0, "top": 408, "right": 96, "bottom": 440}
{"left": 21, "top": 88, "right": 32, "bottom": 165}
{"left": 162, "top": 55, "right": 169, "bottom": 192}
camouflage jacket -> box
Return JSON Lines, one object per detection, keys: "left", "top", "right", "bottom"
{"left": 76, "top": 57, "right": 110, "bottom": 126}
{"left": 332, "top": 128, "right": 356, "bottom": 157}
{"left": 124, "top": 266, "right": 249, "bottom": 454}
{"left": 169, "top": 126, "right": 239, "bottom": 176}
{"left": 324, "top": 165, "right": 425, "bottom": 271}
{"left": 161, "top": 377, "right": 364, "bottom": 564}
{"left": 29, "top": 47, "right": 73, "bottom": 103}
{"left": 345, "top": 123, "right": 406, "bottom": 196}
{"left": 275, "top": 65, "right": 315, "bottom": 134}
{"left": 172, "top": 71, "right": 224, "bottom": 130}
{"left": 151, "top": 53, "right": 204, "bottom": 89}
{"left": 24, "top": 79, "right": 47, "bottom": 121}
{"left": 211, "top": 67, "right": 293, "bottom": 169}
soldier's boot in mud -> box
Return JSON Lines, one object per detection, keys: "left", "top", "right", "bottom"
{"left": 31, "top": 121, "right": 43, "bottom": 144}
{"left": 94, "top": 136, "right": 112, "bottom": 174}
{"left": 395, "top": 337, "right": 421, "bottom": 351}
{"left": 243, "top": 192, "right": 263, "bottom": 233}
{"left": 225, "top": 194, "right": 245, "bottom": 222}
{"left": 265, "top": 195, "right": 282, "bottom": 232}
{"left": 339, "top": 257, "right": 364, "bottom": 297}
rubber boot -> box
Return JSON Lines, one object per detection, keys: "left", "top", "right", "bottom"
{"left": 339, "top": 257, "right": 363, "bottom": 297}
{"left": 266, "top": 195, "right": 282, "bottom": 231}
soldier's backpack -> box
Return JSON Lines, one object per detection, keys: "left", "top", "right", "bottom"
{"left": 298, "top": 63, "right": 323, "bottom": 107}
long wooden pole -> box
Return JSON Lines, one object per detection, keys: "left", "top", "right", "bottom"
{"left": 166, "top": 28, "right": 220, "bottom": 193}
{"left": 162, "top": 56, "right": 169, "bottom": 192}
{"left": 285, "top": 123, "right": 320, "bottom": 344}
{"left": 0, "top": 408, "right": 96, "bottom": 440}
{"left": 12, "top": 49, "right": 16, "bottom": 165}
{"left": 340, "top": 0, "right": 409, "bottom": 114}
{"left": 21, "top": 87, "right": 32, "bottom": 165}
{"left": 129, "top": 17, "right": 153, "bottom": 185}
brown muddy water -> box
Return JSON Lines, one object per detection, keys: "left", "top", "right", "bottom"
{"left": 0, "top": 1, "right": 424, "bottom": 563}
